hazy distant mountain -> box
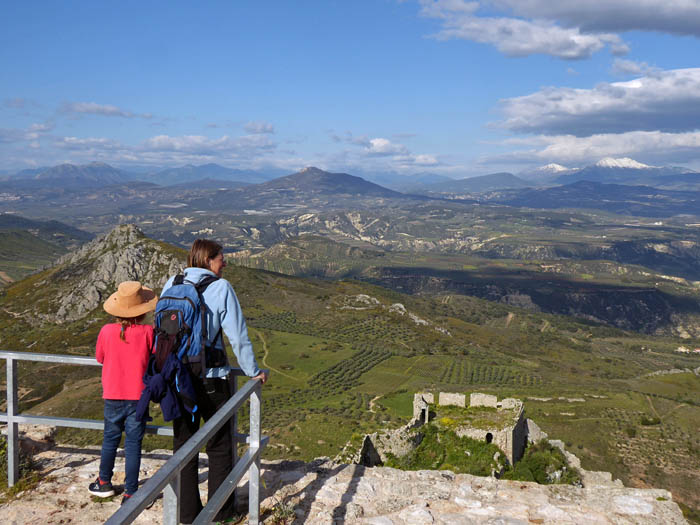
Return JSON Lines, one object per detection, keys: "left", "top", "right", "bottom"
{"left": 418, "top": 172, "right": 531, "bottom": 195}
{"left": 4, "top": 167, "right": 49, "bottom": 179}
{"left": 553, "top": 157, "right": 699, "bottom": 189}
{"left": 519, "top": 163, "right": 574, "bottom": 182}
{"left": 0, "top": 214, "right": 93, "bottom": 282}
{"left": 185, "top": 166, "right": 423, "bottom": 212}
{"left": 145, "top": 163, "right": 280, "bottom": 185}
{"left": 254, "top": 167, "right": 406, "bottom": 198}
{"left": 483, "top": 180, "right": 700, "bottom": 217}
{"left": 6, "top": 162, "right": 134, "bottom": 190}
{"left": 0, "top": 213, "right": 93, "bottom": 246}
{"left": 166, "top": 178, "right": 250, "bottom": 190}
{"left": 360, "top": 171, "right": 454, "bottom": 192}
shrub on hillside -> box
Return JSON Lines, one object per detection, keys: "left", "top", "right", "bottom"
{"left": 384, "top": 424, "right": 503, "bottom": 476}
{"left": 502, "top": 440, "right": 582, "bottom": 485}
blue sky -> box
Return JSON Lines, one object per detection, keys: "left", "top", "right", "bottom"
{"left": 2, "top": 1, "right": 700, "bottom": 176}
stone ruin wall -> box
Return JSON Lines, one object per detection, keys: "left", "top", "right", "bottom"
{"left": 414, "top": 391, "right": 527, "bottom": 465}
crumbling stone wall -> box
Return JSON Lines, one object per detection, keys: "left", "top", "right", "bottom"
{"left": 438, "top": 392, "right": 466, "bottom": 407}
{"left": 470, "top": 393, "right": 498, "bottom": 407}
{"left": 412, "top": 392, "right": 434, "bottom": 423}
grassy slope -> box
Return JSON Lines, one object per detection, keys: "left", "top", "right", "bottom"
{"left": 0, "top": 230, "right": 65, "bottom": 283}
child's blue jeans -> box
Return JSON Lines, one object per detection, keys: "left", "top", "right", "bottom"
{"left": 99, "top": 399, "right": 146, "bottom": 495}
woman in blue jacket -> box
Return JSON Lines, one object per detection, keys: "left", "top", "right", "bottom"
{"left": 162, "top": 238, "right": 267, "bottom": 523}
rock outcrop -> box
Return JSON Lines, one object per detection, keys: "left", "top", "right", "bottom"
{"left": 17, "top": 224, "right": 185, "bottom": 323}
{"left": 0, "top": 447, "right": 687, "bottom": 524}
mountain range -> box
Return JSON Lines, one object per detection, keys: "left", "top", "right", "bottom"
{"left": 0, "top": 162, "right": 283, "bottom": 189}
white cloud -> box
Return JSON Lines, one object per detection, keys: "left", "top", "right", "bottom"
{"left": 421, "top": 0, "right": 700, "bottom": 60}
{"left": 487, "top": 130, "right": 700, "bottom": 166}
{"left": 491, "top": 0, "right": 700, "bottom": 36}
{"left": 55, "top": 136, "right": 123, "bottom": 151}
{"left": 413, "top": 154, "right": 439, "bottom": 165}
{"left": 142, "top": 134, "right": 276, "bottom": 154}
{"left": 0, "top": 122, "right": 54, "bottom": 143}
{"left": 611, "top": 58, "right": 659, "bottom": 76}
{"left": 420, "top": 0, "right": 628, "bottom": 59}
{"left": 499, "top": 68, "right": 700, "bottom": 136}
{"left": 60, "top": 101, "right": 153, "bottom": 119}
{"left": 244, "top": 121, "right": 275, "bottom": 134}
{"left": 366, "top": 138, "right": 408, "bottom": 156}
{"left": 42, "top": 132, "right": 280, "bottom": 168}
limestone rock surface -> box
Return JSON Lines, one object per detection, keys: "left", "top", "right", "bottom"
{"left": 0, "top": 449, "right": 687, "bottom": 524}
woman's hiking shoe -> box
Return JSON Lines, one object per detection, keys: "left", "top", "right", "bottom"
{"left": 88, "top": 477, "right": 115, "bottom": 497}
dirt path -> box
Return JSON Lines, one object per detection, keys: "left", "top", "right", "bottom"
{"left": 646, "top": 395, "right": 660, "bottom": 419}
{"left": 368, "top": 395, "right": 382, "bottom": 413}
{"left": 249, "top": 327, "right": 299, "bottom": 381}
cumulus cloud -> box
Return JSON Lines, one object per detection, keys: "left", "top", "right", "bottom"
{"left": 323, "top": 131, "right": 442, "bottom": 172}
{"left": 54, "top": 136, "right": 123, "bottom": 151}
{"left": 60, "top": 101, "right": 153, "bottom": 119}
{"left": 420, "top": 0, "right": 628, "bottom": 59}
{"left": 0, "top": 122, "right": 54, "bottom": 143}
{"left": 37, "top": 131, "right": 280, "bottom": 167}
{"left": 142, "top": 134, "right": 276, "bottom": 154}
{"left": 491, "top": 0, "right": 700, "bottom": 36}
{"left": 244, "top": 121, "right": 275, "bottom": 134}
{"left": 488, "top": 130, "right": 700, "bottom": 166}
{"left": 365, "top": 138, "right": 408, "bottom": 156}
{"left": 412, "top": 154, "right": 440, "bottom": 166}
{"left": 499, "top": 68, "right": 700, "bottom": 136}
{"left": 611, "top": 58, "right": 659, "bottom": 76}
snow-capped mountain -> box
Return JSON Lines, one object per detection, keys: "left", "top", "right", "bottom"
{"left": 594, "top": 157, "right": 654, "bottom": 169}
{"left": 553, "top": 158, "right": 699, "bottom": 189}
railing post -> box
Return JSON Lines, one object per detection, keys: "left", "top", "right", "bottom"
{"left": 6, "top": 357, "right": 19, "bottom": 486}
{"left": 163, "top": 472, "right": 180, "bottom": 525}
{"left": 230, "top": 373, "right": 238, "bottom": 509}
{"left": 248, "top": 382, "right": 261, "bottom": 525}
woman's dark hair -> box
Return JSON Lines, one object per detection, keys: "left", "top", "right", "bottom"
{"left": 188, "top": 238, "right": 223, "bottom": 269}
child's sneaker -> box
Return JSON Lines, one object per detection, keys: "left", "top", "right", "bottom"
{"left": 121, "top": 493, "right": 132, "bottom": 505}
{"left": 88, "top": 477, "right": 115, "bottom": 497}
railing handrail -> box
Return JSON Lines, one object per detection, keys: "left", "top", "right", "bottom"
{"left": 106, "top": 377, "right": 264, "bottom": 524}
{"left": 1, "top": 350, "right": 267, "bottom": 524}
{"left": 0, "top": 350, "right": 174, "bottom": 436}
{"left": 0, "top": 350, "right": 248, "bottom": 374}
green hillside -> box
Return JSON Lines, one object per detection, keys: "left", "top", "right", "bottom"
{"left": 0, "top": 215, "right": 93, "bottom": 284}
{"left": 0, "top": 226, "right": 698, "bottom": 515}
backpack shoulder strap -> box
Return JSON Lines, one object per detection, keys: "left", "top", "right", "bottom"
{"left": 195, "top": 275, "right": 219, "bottom": 293}
{"left": 190, "top": 275, "right": 219, "bottom": 352}
{"left": 173, "top": 274, "right": 185, "bottom": 286}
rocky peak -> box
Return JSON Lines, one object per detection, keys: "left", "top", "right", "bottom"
{"left": 27, "top": 224, "right": 185, "bottom": 323}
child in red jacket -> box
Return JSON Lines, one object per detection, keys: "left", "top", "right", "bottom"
{"left": 88, "top": 281, "right": 157, "bottom": 504}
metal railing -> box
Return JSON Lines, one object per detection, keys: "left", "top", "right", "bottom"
{"left": 1, "top": 350, "right": 268, "bottom": 524}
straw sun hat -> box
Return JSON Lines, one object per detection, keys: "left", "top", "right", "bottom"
{"left": 103, "top": 281, "right": 158, "bottom": 318}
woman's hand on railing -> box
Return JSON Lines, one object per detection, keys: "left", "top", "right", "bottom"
{"left": 252, "top": 371, "right": 268, "bottom": 385}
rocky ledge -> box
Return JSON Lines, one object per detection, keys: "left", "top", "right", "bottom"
{"left": 0, "top": 445, "right": 687, "bottom": 524}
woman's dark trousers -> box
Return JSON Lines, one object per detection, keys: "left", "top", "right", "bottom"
{"left": 173, "top": 374, "right": 235, "bottom": 524}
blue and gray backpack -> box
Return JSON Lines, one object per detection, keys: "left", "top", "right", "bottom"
{"left": 153, "top": 274, "right": 227, "bottom": 377}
